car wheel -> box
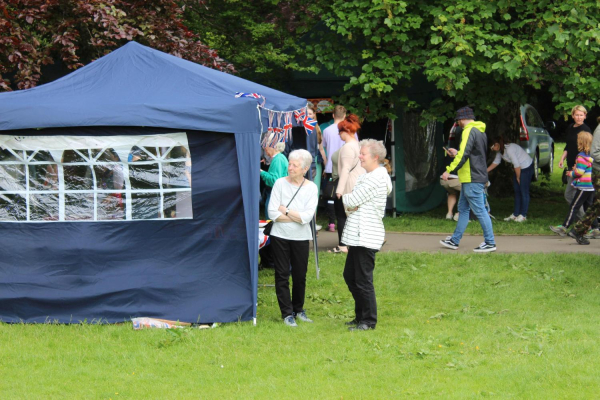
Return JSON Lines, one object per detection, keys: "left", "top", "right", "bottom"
{"left": 532, "top": 151, "right": 539, "bottom": 182}
{"left": 541, "top": 146, "right": 554, "bottom": 175}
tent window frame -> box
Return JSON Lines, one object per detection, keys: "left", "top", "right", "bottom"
{"left": 0, "top": 134, "right": 193, "bottom": 223}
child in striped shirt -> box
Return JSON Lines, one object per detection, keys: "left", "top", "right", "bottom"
{"left": 550, "top": 131, "right": 595, "bottom": 236}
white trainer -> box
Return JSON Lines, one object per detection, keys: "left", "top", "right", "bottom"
{"left": 504, "top": 214, "right": 517, "bottom": 221}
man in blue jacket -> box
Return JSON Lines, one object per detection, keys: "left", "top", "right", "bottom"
{"left": 440, "top": 106, "right": 497, "bottom": 252}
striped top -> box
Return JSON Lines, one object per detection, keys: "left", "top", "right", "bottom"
{"left": 571, "top": 152, "right": 594, "bottom": 191}
{"left": 341, "top": 167, "right": 393, "bottom": 250}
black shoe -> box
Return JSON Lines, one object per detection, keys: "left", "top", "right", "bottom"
{"left": 440, "top": 238, "right": 459, "bottom": 250}
{"left": 568, "top": 230, "right": 590, "bottom": 245}
{"left": 344, "top": 319, "right": 359, "bottom": 326}
{"left": 349, "top": 323, "right": 375, "bottom": 331}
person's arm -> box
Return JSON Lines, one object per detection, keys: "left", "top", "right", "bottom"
{"left": 446, "top": 126, "right": 476, "bottom": 173}
{"left": 591, "top": 127, "right": 600, "bottom": 162}
{"left": 268, "top": 180, "right": 284, "bottom": 221}
{"left": 560, "top": 126, "right": 575, "bottom": 169}
{"left": 319, "top": 143, "right": 327, "bottom": 167}
{"left": 487, "top": 163, "right": 499, "bottom": 173}
{"left": 342, "top": 175, "right": 383, "bottom": 209}
{"left": 260, "top": 154, "right": 286, "bottom": 187}
{"left": 514, "top": 167, "right": 521, "bottom": 183}
{"left": 487, "top": 152, "right": 502, "bottom": 172}
{"left": 506, "top": 146, "right": 522, "bottom": 182}
{"left": 335, "top": 145, "right": 356, "bottom": 197}
{"left": 322, "top": 130, "right": 330, "bottom": 154}
{"left": 276, "top": 185, "right": 318, "bottom": 224}
{"left": 558, "top": 150, "right": 567, "bottom": 169}
{"left": 571, "top": 155, "right": 587, "bottom": 178}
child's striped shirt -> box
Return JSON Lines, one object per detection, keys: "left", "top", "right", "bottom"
{"left": 571, "top": 152, "right": 594, "bottom": 191}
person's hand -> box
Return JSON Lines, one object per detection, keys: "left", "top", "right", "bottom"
{"left": 278, "top": 205, "right": 288, "bottom": 214}
{"left": 558, "top": 160, "right": 564, "bottom": 169}
{"left": 447, "top": 148, "right": 458, "bottom": 157}
{"left": 336, "top": 193, "right": 342, "bottom": 199}
{"left": 441, "top": 171, "right": 450, "bottom": 181}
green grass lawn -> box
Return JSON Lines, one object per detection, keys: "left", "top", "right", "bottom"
{"left": 3, "top": 251, "right": 600, "bottom": 398}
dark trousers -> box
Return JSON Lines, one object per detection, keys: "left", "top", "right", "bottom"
{"left": 324, "top": 173, "right": 336, "bottom": 224}
{"left": 574, "top": 171, "right": 600, "bottom": 235}
{"left": 343, "top": 246, "right": 378, "bottom": 327}
{"left": 563, "top": 189, "right": 594, "bottom": 228}
{"left": 512, "top": 163, "right": 534, "bottom": 217}
{"left": 259, "top": 245, "right": 274, "bottom": 269}
{"left": 270, "top": 236, "right": 309, "bottom": 319}
{"left": 334, "top": 196, "right": 347, "bottom": 246}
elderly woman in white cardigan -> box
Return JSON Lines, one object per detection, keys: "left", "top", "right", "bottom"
{"left": 268, "top": 149, "right": 319, "bottom": 327}
{"left": 341, "top": 139, "right": 392, "bottom": 331}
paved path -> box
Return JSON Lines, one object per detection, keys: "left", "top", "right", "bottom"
{"left": 313, "top": 230, "right": 600, "bottom": 255}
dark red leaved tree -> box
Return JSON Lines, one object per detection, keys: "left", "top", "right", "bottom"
{"left": 0, "top": 0, "right": 233, "bottom": 90}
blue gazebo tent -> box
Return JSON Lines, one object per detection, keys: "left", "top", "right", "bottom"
{"left": 0, "top": 42, "right": 306, "bottom": 323}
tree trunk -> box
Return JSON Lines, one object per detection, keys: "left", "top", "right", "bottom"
{"left": 485, "top": 102, "right": 520, "bottom": 197}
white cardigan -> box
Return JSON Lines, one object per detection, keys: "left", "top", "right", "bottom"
{"left": 341, "top": 167, "right": 392, "bottom": 250}
{"left": 268, "top": 177, "right": 318, "bottom": 241}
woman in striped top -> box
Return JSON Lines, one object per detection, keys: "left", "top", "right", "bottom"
{"left": 341, "top": 139, "right": 392, "bottom": 331}
{"left": 550, "top": 131, "right": 595, "bottom": 236}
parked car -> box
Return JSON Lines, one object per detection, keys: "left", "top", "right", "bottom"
{"left": 517, "top": 104, "right": 555, "bottom": 181}
{"left": 448, "top": 104, "right": 555, "bottom": 181}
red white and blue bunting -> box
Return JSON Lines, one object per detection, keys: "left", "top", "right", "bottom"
{"left": 234, "top": 92, "right": 266, "bottom": 107}
{"left": 236, "top": 92, "right": 310, "bottom": 147}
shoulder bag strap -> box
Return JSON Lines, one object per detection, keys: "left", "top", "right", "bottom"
{"left": 286, "top": 178, "right": 305, "bottom": 208}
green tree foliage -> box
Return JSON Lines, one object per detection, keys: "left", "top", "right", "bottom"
{"left": 305, "top": 0, "right": 600, "bottom": 125}
{"left": 183, "top": 0, "right": 315, "bottom": 87}
{"left": 0, "top": 0, "right": 233, "bottom": 91}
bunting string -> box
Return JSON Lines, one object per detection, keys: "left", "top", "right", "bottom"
{"left": 236, "top": 92, "right": 309, "bottom": 146}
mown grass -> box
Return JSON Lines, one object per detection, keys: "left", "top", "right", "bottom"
{"left": 2, "top": 251, "right": 600, "bottom": 398}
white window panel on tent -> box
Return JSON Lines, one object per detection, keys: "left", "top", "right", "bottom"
{"left": 0, "top": 133, "right": 192, "bottom": 222}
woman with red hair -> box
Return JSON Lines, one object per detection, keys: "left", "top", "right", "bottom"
{"left": 329, "top": 114, "right": 366, "bottom": 253}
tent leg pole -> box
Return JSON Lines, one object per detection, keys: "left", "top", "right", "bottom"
{"left": 312, "top": 216, "right": 320, "bottom": 280}
{"left": 253, "top": 317, "right": 256, "bottom": 326}
{"left": 391, "top": 118, "right": 397, "bottom": 218}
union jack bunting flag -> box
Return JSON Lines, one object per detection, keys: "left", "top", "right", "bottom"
{"left": 303, "top": 117, "right": 317, "bottom": 135}
{"left": 294, "top": 108, "right": 306, "bottom": 124}
{"left": 283, "top": 112, "right": 293, "bottom": 138}
{"left": 235, "top": 92, "right": 266, "bottom": 107}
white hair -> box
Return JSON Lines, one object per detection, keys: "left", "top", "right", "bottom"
{"left": 360, "top": 139, "right": 386, "bottom": 161}
{"left": 274, "top": 142, "right": 286, "bottom": 153}
{"left": 288, "top": 149, "right": 313, "bottom": 169}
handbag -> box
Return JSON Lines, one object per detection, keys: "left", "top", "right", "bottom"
{"left": 562, "top": 168, "right": 569, "bottom": 185}
{"left": 263, "top": 178, "right": 305, "bottom": 236}
{"left": 325, "top": 177, "right": 339, "bottom": 199}
{"left": 262, "top": 220, "right": 274, "bottom": 236}
{"left": 326, "top": 160, "right": 360, "bottom": 198}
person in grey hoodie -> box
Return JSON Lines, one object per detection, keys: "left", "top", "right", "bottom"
{"left": 341, "top": 139, "right": 392, "bottom": 331}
